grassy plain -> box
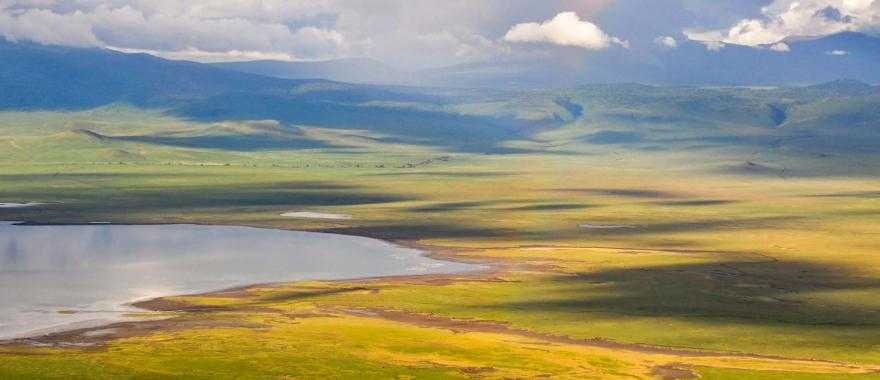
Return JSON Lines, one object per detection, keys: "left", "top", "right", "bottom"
{"left": 1, "top": 106, "right": 880, "bottom": 379}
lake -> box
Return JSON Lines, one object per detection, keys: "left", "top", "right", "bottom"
{"left": 0, "top": 222, "right": 479, "bottom": 339}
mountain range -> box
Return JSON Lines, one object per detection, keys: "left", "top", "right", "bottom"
{"left": 1, "top": 36, "right": 879, "bottom": 156}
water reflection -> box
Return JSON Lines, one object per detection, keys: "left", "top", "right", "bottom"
{"left": 0, "top": 222, "right": 477, "bottom": 339}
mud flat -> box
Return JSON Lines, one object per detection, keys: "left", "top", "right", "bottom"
{"left": 281, "top": 211, "right": 353, "bottom": 220}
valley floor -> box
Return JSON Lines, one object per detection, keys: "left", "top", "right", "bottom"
{"left": 1, "top": 109, "right": 880, "bottom": 379}
{"left": 1, "top": 152, "right": 879, "bottom": 379}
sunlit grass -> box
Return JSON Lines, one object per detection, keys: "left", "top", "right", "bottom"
{"left": 2, "top": 109, "right": 880, "bottom": 377}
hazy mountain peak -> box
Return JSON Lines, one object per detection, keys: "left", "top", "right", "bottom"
{"left": 806, "top": 79, "right": 876, "bottom": 96}
{"left": 211, "top": 58, "right": 406, "bottom": 85}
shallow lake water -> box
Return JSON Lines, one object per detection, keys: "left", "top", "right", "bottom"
{"left": 0, "top": 203, "right": 46, "bottom": 208}
{"left": 0, "top": 222, "right": 479, "bottom": 339}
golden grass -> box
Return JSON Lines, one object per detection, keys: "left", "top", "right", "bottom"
{"left": 2, "top": 138, "right": 880, "bottom": 378}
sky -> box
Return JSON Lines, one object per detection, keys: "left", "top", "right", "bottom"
{"left": 0, "top": 0, "right": 878, "bottom": 68}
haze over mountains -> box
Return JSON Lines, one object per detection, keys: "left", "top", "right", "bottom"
{"left": 213, "top": 32, "right": 880, "bottom": 88}
{"left": 212, "top": 58, "right": 403, "bottom": 87}
{"left": 2, "top": 30, "right": 878, "bottom": 105}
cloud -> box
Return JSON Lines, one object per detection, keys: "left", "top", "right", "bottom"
{"left": 0, "top": 1, "right": 615, "bottom": 68}
{"left": 826, "top": 49, "right": 849, "bottom": 55}
{"left": 0, "top": 7, "right": 99, "bottom": 47}
{"left": 503, "top": 11, "right": 626, "bottom": 50}
{"left": 703, "top": 41, "right": 725, "bottom": 51}
{"left": 108, "top": 47, "right": 297, "bottom": 62}
{"left": 769, "top": 42, "right": 790, "bottom": 52}
{"left": 0, "top": 2, "right": 349, "bottom": 61}
{"left": 654, "top": 35, "right": 678, "bottom": 48}
{"left": 684, "top": 0, "right": 880, "bottom": 46}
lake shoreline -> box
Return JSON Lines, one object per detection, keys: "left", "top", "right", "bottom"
{"left": 0, "top": 221, "right": 498, "bottom": 345}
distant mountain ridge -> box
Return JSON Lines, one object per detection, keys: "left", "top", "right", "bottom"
{"left": 0, "top": 38, "right": 311, "bottom": 110}
{"left": 211, "top": 58, "right": 408, "bottom": 85}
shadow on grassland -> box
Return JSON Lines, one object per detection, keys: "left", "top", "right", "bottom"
{"left": 0, "top": 178, "right": 414, "bottom": 218}
{"left": 168, "top": 93, "right": 542, "bottom": 154}
{"left": 116, "top": 185, "right": 414, "bottom": 210}
{"left": 576, "top": 216, "right": 801, "bottom": 236}
{"left": 653, "top": 200, "right": 737, "bottom": 207}
{"left": 409, "top": 201, "right": 501, "bottom": 213}
{"left": 551, "top": 188, "right": 681, "bottom": 199}
{"left": 317, "top": 224, "right": 514, "bottom": 240}
{"left": 368, "top": 171, "right": 518, "bottom": 178}
{"left": 805, "top": 191, "right": 880, "bottom": 199}
{"left": 494, "top": 259, "right": 880, "bottom": 326}
{"left": 114, "top": 133, "right": 335, "bottom": 152}
{"left": 505, "top": 203, "right": 593, "bottom": 211}
{"left": 0, "top": 172, "right": 221, "bottom": 182}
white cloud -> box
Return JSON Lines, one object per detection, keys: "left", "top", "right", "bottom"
{"left": 654, "top": 35, "right": 678, "bottom": 48}
{"left": 826, "top": 49, "right": 850, "bottom": 55}
{"left": 503, "top": 11, "right": 626, "bottom": 50}
{"left": 0, "top": 2, "right": 349, "bottom": 61}
{"left": 769, "top": 42, "right": 790, "bottom": 52}
{"left": 108, "top": 47, "right": 296, "bottom": 62}
{"left": 685, "top": 0, "right": 880, "bottom": 47}
{"left": 703, "top": 41, "right": 725, "bottom": 51}
{"left": 0, "top": 1, "right": 615, "bottom": 67}
{"left": 0, "top": 8, "right": 99, "bottom": 47}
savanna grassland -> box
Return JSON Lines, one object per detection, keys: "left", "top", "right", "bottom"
{"left": 1, "top": 83, "right": 880, "bottom": 380}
